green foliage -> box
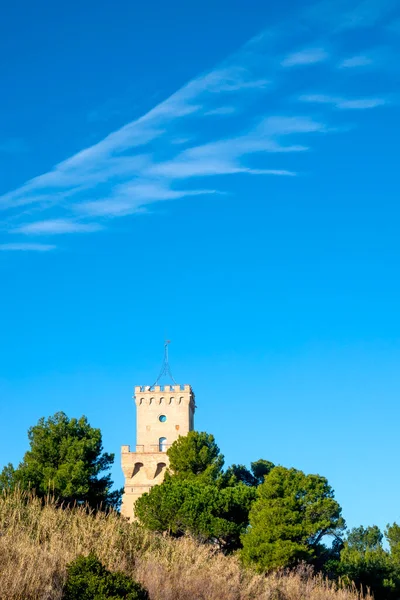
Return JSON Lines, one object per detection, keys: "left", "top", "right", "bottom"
{"left": 241, "top": 466, "right": 345, "bottom": 572}
{"left": 386, "top": 523, "right": 400, "bottom": 565}
{"left": 347, "top": 525, "right": 383, "bottom": 552}
{"left": 251, "top": 459, "right": 276, "bottom": 485}
{"left": 0, "top": 463, "right": 18, "bottom": 491}
{"left": 224, "top": 459, "right": 275, "bottom": 487}
{"left": 137, "top": 431, "right": 259, "bottom": 550}
{"left": 166, "top": 431, "right": 225, "bottom": 483}
{"left": 335, "top": 525, "right": 400, "bottom": 600}
{"left": 63, "top": 553, "right": 149, "bottom": 600}
{"left": 0, "top": 412, "right": 121, "bottom": 509}
{"left": 223, "top": 464, "right": 256, "bottom": 486}
{"left": 135, "top": 477, "right": 255, "bottom": 551}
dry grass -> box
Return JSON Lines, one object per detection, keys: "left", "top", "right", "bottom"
{"left": 0, "top": 490, "right": 370, "bottom": 600}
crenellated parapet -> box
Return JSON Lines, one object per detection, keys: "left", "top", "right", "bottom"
{"left": 134, "top": 384, "right": 195, "bottom": 410}
{"left": 134, "top": 384, "right": 191, "bottom": 393}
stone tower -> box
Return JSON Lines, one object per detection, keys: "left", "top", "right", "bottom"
{"left": 121, "top": 382, "right": 196, "bottom": 519}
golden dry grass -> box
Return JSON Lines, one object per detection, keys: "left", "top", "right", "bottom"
{"left": 0, "top": 490, "right": 370, "bottom": 600}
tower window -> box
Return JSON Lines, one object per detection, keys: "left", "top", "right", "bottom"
{"left": 159, "top": 415, "right": 167, "bottom": 423}
{"left": 159, "top": 437, "right": 167, "bottom": 452}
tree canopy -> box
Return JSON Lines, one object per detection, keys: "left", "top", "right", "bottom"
{"left": 135, "top": 477, "right": 254, "bottom": 550}
{"left": 333, "top": 525, "right": 400, "bottom": 600}
{"left": 241, "top": 466, "right": 345, "bottom": 572}
{"left": 224, "top": 459, "right": 275, "bottom": 487}
{"left": 166, "top": 431, "right": 225, "bottom": 484}
{"left": 135, "top": 431, "right": 257, "bottom": 550}
{"left": 386, "top": 523, "right": 400, "bottom": 565}
{"left": 0, "top": 412, "right": 121, "bottom": 509}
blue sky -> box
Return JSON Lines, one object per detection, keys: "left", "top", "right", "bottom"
{"left": 1, "top": 0, "right": 400, "bottom": 533}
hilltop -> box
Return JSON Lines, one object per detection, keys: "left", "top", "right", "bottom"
{"left": 0, "top": 490, "right": 370, "bottom": 600}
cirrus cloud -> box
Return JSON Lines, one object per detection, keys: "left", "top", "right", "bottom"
{"left": 0, "top": 0, "right": 398, "bottom": 250}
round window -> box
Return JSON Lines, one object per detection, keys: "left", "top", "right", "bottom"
{"left": 159, "top": 415, "right": 167, "bottom": 423}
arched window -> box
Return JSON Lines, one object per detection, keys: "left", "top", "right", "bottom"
{"left": 132, "top": 462, "right": 143, "bottom": 477}
{"left": 159, "top": 437, "right": 167, "bottom": 452}
{"left": 155, "top": 462, "right": 167, "bottom": 478}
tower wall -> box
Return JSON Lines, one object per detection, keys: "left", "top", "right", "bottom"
{"left": 121, "top": 384, "right": 195, "bottom": 520}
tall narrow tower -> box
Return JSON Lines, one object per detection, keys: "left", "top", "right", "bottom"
{"left": 121, "top": 348, "right": 195, "bottom": 519}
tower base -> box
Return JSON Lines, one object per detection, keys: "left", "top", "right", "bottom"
{"left": 121, "top": 445, "right": 169, "bottom": 520}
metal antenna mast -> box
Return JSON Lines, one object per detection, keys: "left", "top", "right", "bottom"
{"left": 153, "top": 340, "right": 177, "bottom": 386}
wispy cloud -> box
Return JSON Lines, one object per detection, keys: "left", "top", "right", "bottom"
{"left": 281, "top": 48, "right": 329, "bottom": 67}
{"left": 300, "top": 94, "right": 386, "bottom": 109}
{"left": 0, "top": 243, "right": 56, "bottom": 251}
{"left": 76, "top": 185, "right": 220, "bottom": 217}
{"left": 257, "top": 116, "right": 325, "bottom": 135}
{"left": 0, "top": 0, "right": 397, "bottom": 248}
{"left": 338, "top": 98, "right": 386, "bottom": 109}
{"left": 308, "top": 0, "right": 398, "bottom": 31}
{"left": 339, "top": 54, "right": 373, "bottom": 67}
{"left": 337, "top": 0, "right": 398, "bottom": 30}
{"left": 11, "top": 220, "right": 103, "bottom": 235}
{"left": 0, "top": 40, "right": 316, "bottom": 235}
{"left": 0, "top": 64, "right": 272, "bottom": 218}
{"left": 147, "top": 116, "right": 321, "bottom": 180}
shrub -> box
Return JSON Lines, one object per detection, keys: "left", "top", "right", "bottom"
{"left": 63, "top": 554, "right": 149, "bottom": 600}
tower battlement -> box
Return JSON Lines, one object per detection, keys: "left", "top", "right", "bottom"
{"left": 134, "top": 384, "right": 191, "bottom": 394}
{"left": 134, "top": 384, "right": 195, "bottom": 409}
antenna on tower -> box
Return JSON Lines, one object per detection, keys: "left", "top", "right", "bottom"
{"left": 153, "top": 340, "right": 177, "bottom": 386}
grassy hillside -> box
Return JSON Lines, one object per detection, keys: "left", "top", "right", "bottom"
{"left": 0, "top": 491, "right": 370, "bottom": 600}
